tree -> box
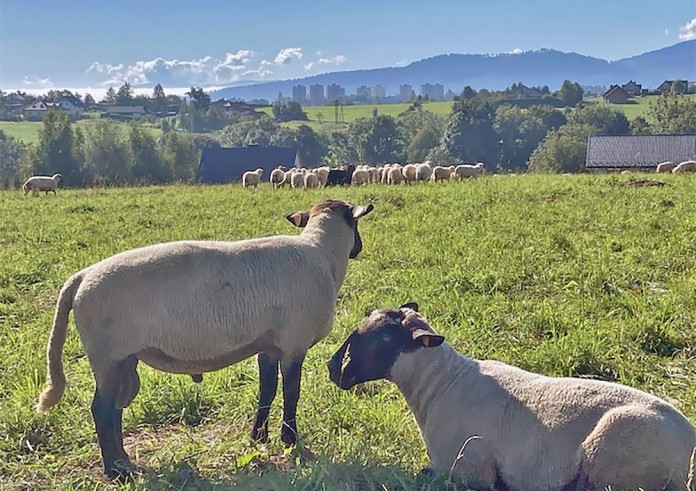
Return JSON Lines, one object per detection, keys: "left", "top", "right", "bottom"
{"left": 30, "top": 110, "right": 83, "bottom": 185}
{"left": 84, "top": 93, "right": 96, "bottom": 108}
{"left": 567, "top": 105, "right": 629, "bottom": 135}
{"left": 129, "top": 125, "right": 171, "bottom": 183}
{"left": 116, "top": 82, "right": 134, "bottom": 104}
{"left": 407, "top": 126, "right": 441, "bottom": 162}
{"left": 272, "top": 101, "right": 308, "bottom": 122}
{"left": 555, "top": 80, "right": 584, "bottom": 107}
{"left": 670, "top": 80, "right": 687, "bottom": 95}
{"left": 160, "top": 132, "right": 199, "bottom": 181}
{"left": 82, "top": 119, "right": 131, "bottom": 184}
{"left": 438, "top": 98, "right": 498, "bottom": 164}
{"left": 316, "top": 112, "right": 325, "bottom": 125}
{"left": 630, "top": 116, "right": 651, "bottom": 135}
{"left": 103, "top": 86, "right": 116, "bottom": 104}
{"left": 185, "top": 86, "right": 211, "bottom": 112}
{"left": 0, "top": 130, "right": 25, "bottom": 188}
{"left": 648, "top": 94, "right": 696, "bottom": 134}
{"left": 348, "top": 114, "right": 404, "bottom": 163}
{"left": 461, "top": 86, "right": 477, "bottom": 100}
{"left": 294, "top": 124, "right": 327, "bottom": 166}
{"left": 528, "top": 126, "right": 588, "bottom": 173}
{"left": 153, "top": 83, "right": 166, "bottom": 100}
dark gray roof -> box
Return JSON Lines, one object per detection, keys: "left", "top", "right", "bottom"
{"left": 196, "top": 146, "right": 300, "bottom": 184}
{"left": 586, "top": 135, "right": 696, "bottom": 169}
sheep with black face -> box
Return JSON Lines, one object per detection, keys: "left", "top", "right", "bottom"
{"left": 328, "top": 304, "right": 696, "bottom": 491}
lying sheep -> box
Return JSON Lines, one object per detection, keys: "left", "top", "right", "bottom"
{"left": 37, "top": 199, "right": 375, "bottom": 480}
{"left": 656, "top": 161, "right": 675, "bottom": 173}
{"left": 242, "top": 168, "right": 263, "bottom": 189}
{"left": 452, "top": 162, "right": 485, "bottom": 181}
{"left": 270, "top": 168, "right": 285, "bottom": 188}
{"left": 23, "top": 173, "right": 62, "bottom": 196}
{"left": 329, "top": 304, "right": 696, "bottom": 491}
{"left": 672, "top": 160, "right": 696, "bottom": 173}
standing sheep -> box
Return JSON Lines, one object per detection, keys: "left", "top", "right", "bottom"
{"left": 415, "top": 162, "right": 432, "bottom": 182}
{"left": 452, "top": 162, "right": 485, "bottom": 181}
{"left": 401, "top": 164, "right": 417, "bottom": 184}
{"left": 270, "top": 168, "right": 285, "bottom": 188}
{"left": 387, "top": 167, "right": 403, "bottom": 185}
{"left": 352, "top": 168, "right": 370, "bottom": 185}
{"left": 430, "top": 166, "right": 453, "bottom": 182}
{"left": 672, "top": 160, "right": 696, "bottom": 173}
{"left": 303, "top": 171, "right": 319, "bottom": 189}
{"left": 23, "top": 173, "right": 63, "bottom": 196}
{"left": 329, "top": 304, "right": 696, "bottom": 491}
{"left": 242, "top": 168, "right": 264, "bottom": 189}
{"left": 36, "top": 199, "right": 375, "bottom": 480}
{"left": 656, "top": 161, "right": 675, "bottom": 173}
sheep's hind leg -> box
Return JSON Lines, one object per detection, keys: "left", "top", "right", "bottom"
{"left": 91, "top": 359, "right": 137, "bottom": 481}
{"left": 280, "top": 352, "right": 306, "bottom": 445}
{"left": 251, "top": 352, "right": 279, "bottom": 442}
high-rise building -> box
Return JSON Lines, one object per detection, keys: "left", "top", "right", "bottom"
{"left": 420, "top": 83, "right": 445, "bottom": 101}
{"left": 326, "top": 83, "right": 345, "bottom": 102}
{"left": 309, "top": 84, "right": 325, "bottom": 106}
{"left": 292, "top": 85, "right": 307, "bottom": 104}
{"left": 399, "top": 84, "right": 415, "bottom": 102}
{"left": 355, "top": 85, "right": 371, "bottom": 98}
{"left": 370, "top": 85, "right": 386, "bottom": 99}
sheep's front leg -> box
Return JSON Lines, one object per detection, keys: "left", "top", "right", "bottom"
{"left": 280, "top": 352, "right": 306, "bottom": 445}
{"left": 251, "top": 352, "right": 279, "bottom": 442}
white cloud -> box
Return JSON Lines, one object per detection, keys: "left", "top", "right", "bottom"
{"left": 679, "top": 18, "right": 696, "bottom": 41}
{"left": 304, "top": 54, "right": 347, "bottom": 71}
{"left": 274, "top": 47, "right": 303, "bottom": 65}
{"left": 665, "top": 28, "right": 670, "bottom": 35}
{"left": 22, "top": 76, "right": 53, "bottom": 88}
{"left": 395, "top": 59, "right": 408, "bottom": 66}
{"left": 509, "top": 48, "right": 523, "bottom": 55}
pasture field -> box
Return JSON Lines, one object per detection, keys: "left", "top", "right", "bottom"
{"left": 1, "top": 175, "right": 696, "bottom": 489}
{"left": 0, "top": 120, "right": 163, "bottom": 146}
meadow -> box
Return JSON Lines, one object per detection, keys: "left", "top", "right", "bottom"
{"left": 0, "top": 120, "right": 163, "bottom": 146}
{"left": 1, "top": 175, "right": 696, "bottom": 490}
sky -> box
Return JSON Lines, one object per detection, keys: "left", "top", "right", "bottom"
{"left": 1, "top": 0, "right": 695, "bottom": 96}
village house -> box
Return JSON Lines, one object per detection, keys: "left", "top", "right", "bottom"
{"left": 655, "top": 80, "right": 689, "bottom": 94}
{"left": 620, "top": 80, "right": 642, "bottom": 96}
{"left": 602, "top": 85, "right": 629, "bottom": 104}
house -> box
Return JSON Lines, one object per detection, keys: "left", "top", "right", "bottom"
{"left": 101, "top": 105, "right": 146, "bottom": 121}
{"left": 585, "top": 135, "right": 696, "bottom": 172}
{"left": 655, "top": 80, "right": 689, "bottom": 94}
{"left": 602, "top": 85, "right": 629, "bottom": 104}
{"left": 621, "top": 81, "right": 642, "bottom": 96}
{"left": 505, "top": 83, "right": 542, "bottom": 99}
{"left": 57, "top": 95, "right": 85, "bottom": 117}
{"left": 210, "top": 99, "right": 263, "bottom": 118}
{"left": 196, "top": 145, "right": 301, "bottom": 184}
{"left": 24, "top": 100, "right": 49, "bottom": 121}
{"left": 4, "top": 92, "right": 26, "bottom": 108}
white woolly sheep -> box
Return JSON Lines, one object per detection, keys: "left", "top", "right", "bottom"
{"left": 315, "top": 167, "right": 330, "bottom": 186}
{"left": 23, "top": 173, "right": 63, "bottom": 196}
{"left": 656, "top": 161, "right": 675, "bottom": 173}
{"left": 387, "top": 167, "right": 404, "bottom": 185}
{"left": 415, "top": 162, "right": 432, "bottom": 182}
{"left": 430, "top": 166, "right": 453, "bottom": 182}
{"left": 37, "top": 199, "right": 374, "bottom": 481}
{"left": 242, "top": 168, "right": 263, "bottom": 189}
{"left": 672, "top": 160, "right": 696, "bottom": 173}
{"left": 352, "top": 169, "right": 370, "bottom": 185}
{"left": 401, "top": 164, "right": 417, "bottom": 184}
{"left": 290, "top": 169, "right": 305, "bottom": 188}
{"left": 329, "top": 304, "right": 696, "bottom": 491}
{"left": 452, "top": 162, "right": 485, "bottom": 180}
{"left": 303, "top": 171, "right": 319, "bottom": 189}
{"left": 270, "top": 168, "right": 285, "bottom": 188}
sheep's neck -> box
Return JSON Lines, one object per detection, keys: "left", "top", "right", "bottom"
{"left": 390, "top": 343, "right": 474, "bottom": 431}
{"left": 301, "top": 217, "right": 354, "bottom": 288}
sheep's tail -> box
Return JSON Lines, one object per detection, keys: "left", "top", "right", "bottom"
{"left": 36, "top": 272, "right": 83, "bottom": 413}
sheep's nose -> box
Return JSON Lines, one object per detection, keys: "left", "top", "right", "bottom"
{"left": 327, "top": 359, "right": 341, "bottom": 385}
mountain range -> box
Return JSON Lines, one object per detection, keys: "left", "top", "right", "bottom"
{"left": 210, "top": 40, "right": 696, "bottom": 101}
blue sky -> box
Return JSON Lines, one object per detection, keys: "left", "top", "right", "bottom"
{"left": 1, "top": 0, "right": 695, "bottom": 92}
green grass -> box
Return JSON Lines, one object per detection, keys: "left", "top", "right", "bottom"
{"left": 1, "top": 175, "right": 696, "bottom": 489}
{"left": 589, "top": 94, "right": 696, "bottom": 121}
{"left": 0, "top": 120, "right": 163, "bottom": 145}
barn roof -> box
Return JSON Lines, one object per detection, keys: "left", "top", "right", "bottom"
{"left": 196, "top": 145, "right": 300, "bottom": 184}
{"left": 586, "top": 135, "right": 696, "bottom": 170}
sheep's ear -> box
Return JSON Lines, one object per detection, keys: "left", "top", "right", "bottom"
{"left": 399, "top": 302, "right": 419, "bottom": 312}
{"left": 411, "top": 329, "right": 445, "bottom": 348}
{"left": 286, "top": 211, "right": 309, "bottom": 228}
{"left": 352, "top": 204, "right": 374, "bottom": 220}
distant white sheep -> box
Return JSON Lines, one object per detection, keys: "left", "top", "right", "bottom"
{"left": 270, "top": 168, "right": 285, "bottom": 188}
{"left": 415, "top": 162, "right": 432, "bottom": 182}
{"left": 315, "top": 167, "right": 330, "bottom": 186}
{"left": 401, "top": 164, "right": 417, "bottom": 184}
{"left": 656, "top": 161, "right": 675, "bottom": 173}
{"left": 387, "top": 167, "right": 403, "bottom": 185}
{"left": 303, "top": 171, "right": 319, "bottom": 189}
{"left": 329, "top": 304, "right": 696, "bottom": 491}
{"left": 352, "top": 169, "right": 370, "bottom": 185}
{"left": 452, "top": 162, "right": 485, "bottom": 180}
{"left": 291, "top": 169, "right": 305, "bottom": 189}
{"left": 37, "top": 199, "right": 375, "bottom": 480}
{"left": 23, "top": 173, "right": 62, "bottom": 196}
{"left": 430, "top": 166, "right": 454, "bottom": 182}
{"left": 672, "top": 160, "right": 696, "bottom": 173}
{"left": 242, "top": 168, "right": 264, "bottom": 189}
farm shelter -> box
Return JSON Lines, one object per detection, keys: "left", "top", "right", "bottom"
{"left": 585, "top": 135, "right": 696, "bottom": 172}
{"left": 196, "top": 145, "right": 301, "bottom": 184}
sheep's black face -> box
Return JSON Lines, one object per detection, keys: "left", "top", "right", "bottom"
{"left": 328, "top": 303, "right": 444, "bottom": 390}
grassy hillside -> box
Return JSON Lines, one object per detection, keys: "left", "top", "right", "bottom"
{"left": 0, "top": 120, "right": 163, "bottom": 146}
{"left": 1, "top": 175, "right": 696, "bottom": 489}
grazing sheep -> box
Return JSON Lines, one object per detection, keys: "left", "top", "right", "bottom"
{"left": 415, "top": 162, "right": 432, "bottom": 182}
{"left": 270, "top": 168, "right": 285, "bottom": 188}
{"left": 352, "top": 168, "right": 370, "bottom": 186}
{"left": 656, "top": 161, "right": 675, "bottom": 173}
{"left": 401, "top": 164, "right": 417, "bottom": 184}
{"left": 367, "top": 166, "right": 379, "bottom": 183}
{"left": 315, "top": 167, "right": 330, "bottom": 186}
{"left": 387, "top": 167, "right": 403, "bottom": 185}
{"left": 430, "top": 166, "right": 453, "bottom": 182}
{"left": 242, "top": 168, "right": 264, "bottom": 189}
{"left": 303, "top": 171, "right": 319, "bottom": 189}
{"left": 23, "top": 173, "right": 62, "bottom": 196}
{"left": 329, "top": 304, "right": 696, "bottom": 491}
{"left": 290, "top": 169, "right": 305, "bottom": 189}
{"left": 326, "top": 164, "right": 355, "bottom": 186}
{"left": 37, "top": 199, "right": 374, "bottom": 480}
{"left": 452, "top": 162, "right": 485, "bottom": 181}
{"left": 672, "top": 160, "right": 696, "bottom": 173}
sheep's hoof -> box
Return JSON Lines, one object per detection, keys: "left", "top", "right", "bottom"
{"left": 251, "top": 424, "right": 269, "bottom": 443}
{"left": 106, "top": 461, "right": 134, "bottom": 484}
{"left": 191, "top": 374, "right": 203, "bottom": 383}
{"left": 280, "top": 422, "right": 297, "bottom": 446}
